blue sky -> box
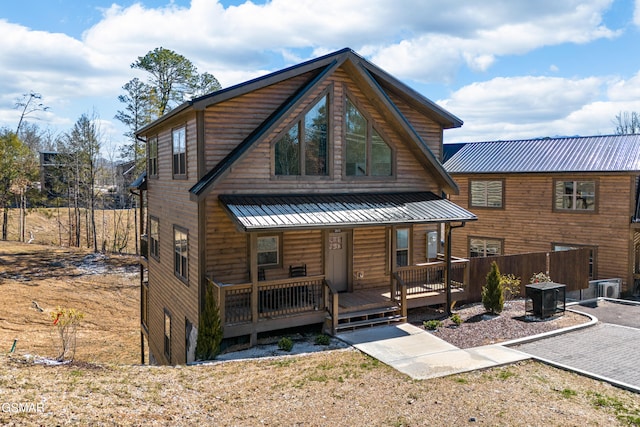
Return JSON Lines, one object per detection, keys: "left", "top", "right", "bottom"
{"left": 1, "top": 0, "right": 640, "bottom": 152}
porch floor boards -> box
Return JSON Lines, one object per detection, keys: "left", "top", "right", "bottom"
{"left": 339, "top": 287, "right": 397, "bottom": 313}
{"left": 339, "top": 285, "right": 466, "bottom": 312}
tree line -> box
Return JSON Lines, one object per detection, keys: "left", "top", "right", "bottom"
{"left": 0, "top": 47, "right": 221, "bottom": 253}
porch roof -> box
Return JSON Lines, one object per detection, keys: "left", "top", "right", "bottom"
{"left": 219, "top": 191, "right": 476, "bottom": 232}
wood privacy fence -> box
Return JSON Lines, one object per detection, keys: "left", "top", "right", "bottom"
{"left": 464, "top": 248, "right": 590, "bottom": 303}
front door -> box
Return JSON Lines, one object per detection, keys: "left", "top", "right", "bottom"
{"left": 327, "top": 230, "right": 349, "bottom": 292}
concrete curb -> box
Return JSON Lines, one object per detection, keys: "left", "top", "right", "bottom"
{"left": 500, "top": 306, "right": 598, "bottom": 348}
{"left": 503, "top": 298, "right": 640, "bottom": 394}
{"left": 524, "top": 354, "right": 640, "bottom": 394}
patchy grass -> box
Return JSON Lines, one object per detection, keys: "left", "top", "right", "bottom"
{"left": 0, "top": 241, "right": 639, "bottom": 426}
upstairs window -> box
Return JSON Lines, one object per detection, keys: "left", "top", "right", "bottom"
{"left": 345, "top": 99, "right": 392, "bottom": 177}
{"left": 148, "top": 136, "right": 158, "bottom": 177}
{"left": 149, "top": 216, "right": 159, "bottom": 259}
{"left": 554, "top": 180, "right": 595, "bottom": 211}
{"left": 174, "top": 226, "right": 188, "bottom": 283}
{"left": 275, "top": 95, "right": 328, "bottom": 176}
{"left": 470, "top": 180, "right": 503, "bottom": 208}
{"left": 172, "top": 126, "right": 186, "bottom": 177}
{"left": 470, "top": 237, "right": 502, "bottom": 258}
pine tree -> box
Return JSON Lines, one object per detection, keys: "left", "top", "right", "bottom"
{"left": 195, "top": 281, "right": 222, "bottom": 360}
{"left": 482, "top": 261, "right": 504, "bottom": 314}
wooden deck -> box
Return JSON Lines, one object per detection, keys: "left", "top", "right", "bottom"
{"left": 341, "top": 286, "right": 466, "bottom": 312}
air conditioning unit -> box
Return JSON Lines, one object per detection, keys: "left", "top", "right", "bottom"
{"left": 598, "top": 281, "right": 620, "bottom": 299}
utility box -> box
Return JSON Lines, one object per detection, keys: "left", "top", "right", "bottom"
{"left": 525, "top": 282, "right": 566, "bottom": 318}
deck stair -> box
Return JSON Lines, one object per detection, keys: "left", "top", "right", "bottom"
{"left": 332, "top": 305, "right": 405, "bottom": 332}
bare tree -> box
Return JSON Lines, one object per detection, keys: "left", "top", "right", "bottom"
{"left": 613, "top": 111, "right": 640, "bottom": 135}
{"left": 15, "top": 92, "right": 50, "bottom": 134}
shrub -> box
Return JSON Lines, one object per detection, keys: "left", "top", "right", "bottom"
{"left": 423, "top": 320, "right": 443, "bottom": 330}
{"left": 195, "top": 281, "right": 223, "bottom": 361}
{"left": 450, "top": 313, "right": 463, "bottom": 326}
{"left": 314, "top": 334, "right": 331, "bottom": 346}
{"left": 500, "top": 274, "right": 521, "bottom": 301}
{"left": 530, "top": 272, "right": 552, "bottom": 284}
{"left": 482, "top": 261, "right": 504, "bottom": 314}
{"left": 51, "top": 307, "right": 84, "bottom": 362}
{"left": 278, "top": 337, "right": 294, "bottom": 352}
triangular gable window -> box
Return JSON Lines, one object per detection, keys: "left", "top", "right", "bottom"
{"left": 345, "top": 98, "right": 392, "bottom": 177}
{"left": 275, "top": 95, "right": 328, "bottom": 176}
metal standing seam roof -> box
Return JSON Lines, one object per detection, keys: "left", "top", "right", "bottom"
{"left": 218, "top": 192, "right": 477, "bottom": 232}
{"left": 443, "top": 134, "right": 640, "bottom": 174}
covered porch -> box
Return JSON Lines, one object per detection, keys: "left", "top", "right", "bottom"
{"left": 213, "top": 191, "right": 476, "bottom": 344}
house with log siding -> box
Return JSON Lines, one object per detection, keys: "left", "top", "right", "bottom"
{"left": 134, "top": 48, "right": 476, "bottom": 365}
{"left": 443, "top": 134, "right": 640, "bottom": 298}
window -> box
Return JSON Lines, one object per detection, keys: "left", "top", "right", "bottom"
{"left": 345, "top": 98, "right": 392, "bottom": 177}
{"left": 164, "top": 309, "right": 171, "bottom": 361}
{"left": 257, "top": 235, "right": 280, "bottom": 268}
{"left": 554, "top": 180, "right": 595, "bottom": 211}
{"left": 275, "top": 95, "right": 328, "bottom": 176}
{"left": 470, "top": 180, "right": 503, "bottom": 208}
{"left": 396, "top": 228, "right": 410, "bottom": 266}
{"left": 469, "top": 237, "right": 502, "bottom": 258}
{"left": 554, "top": 244, "right": 597, "bottom": 279}
{"left": 148, "top": 136, "right": 158, "bottom": 177}
{"left": 174, "top": 226, "right": 188, "bottom": 282}
{"left": 141, "top": 281, "right": 149, "bottom": 330}
{"left": 172, "top": 126, "right": 186, "bottom": 177}
{"left": 149, "top": 217, "right": 159, "bottom": 259}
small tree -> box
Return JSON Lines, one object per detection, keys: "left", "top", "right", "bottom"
{"left": 482, "top": 261, "right": 504, "bottom": 314}
{"left": 51, "top": 307, "right": 84, "bottom": 362}
{"left": 195, "top": 281, "right": 223, "bottom": 360}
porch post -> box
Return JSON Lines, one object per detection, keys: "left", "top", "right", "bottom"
{"left": 249, "top": 232, "right": 258, "bottom": 346}
{"left": 445, "top": 222, "right": 466, "bottom": 316}
{"left": 444, "top": 223, "right": 452, "bottom": 316}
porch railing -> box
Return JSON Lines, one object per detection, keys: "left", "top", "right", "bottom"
{"left": 208, "top": 275, "right": 325, "bottom": 326}
{"left": 393, "top": 256, "right": 469, "bottom": 297}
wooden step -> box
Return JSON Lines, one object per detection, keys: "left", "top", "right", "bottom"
{"left": 336, "top": 306, "right": 400, "bottom": 321}
{"left": 335, "top": 314, "right": 406, "bottom": 332}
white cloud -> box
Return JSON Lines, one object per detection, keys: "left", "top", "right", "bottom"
{"left": 441, "top": 74, "right": 640, "bottom": 143}
{"left": 0, "top": 0, "right": 631, "bottom": 146}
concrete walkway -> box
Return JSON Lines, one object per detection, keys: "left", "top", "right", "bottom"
{"left": 338, "top": 299, "right": 640, "bottom": 391}
{"left": 337, "top": 322, "right": 529, "bottom": 380}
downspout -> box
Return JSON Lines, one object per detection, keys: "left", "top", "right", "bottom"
{"left": 445, "top": 222, "right": 466, "bottom": 316}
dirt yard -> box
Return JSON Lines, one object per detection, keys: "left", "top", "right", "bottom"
{"left": 0, "top": 242, "right": 140, "bottom": 364}
{"left": 0, "top": 241, "right": 639, "bottom": 426}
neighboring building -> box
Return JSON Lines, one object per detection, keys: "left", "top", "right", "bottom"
{"left": 134, "top": 48, "right": 476, "bottom": 365}
{"left": 443, "top": 134, "right": 640, "bottom": 297}
{"left": 39, "top": 151, "right": 61, "bottom": 197}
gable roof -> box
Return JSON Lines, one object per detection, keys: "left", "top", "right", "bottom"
{"left": 134, "top": 48, "right": 462, "bottom": 202}
{"left": 444, "top": 134, "right": 640, "bottom": 174}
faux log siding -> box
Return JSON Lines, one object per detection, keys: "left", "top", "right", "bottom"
{"left": 203, "top": 73, "right": 314, "bottom": 171}
{"left": 387, "top": 91, "right": 443, "bottom": 161}
{"left": 205, "top": 196, "right": 324, "bottom": 283}
{"left": 448, "top": 173, "right": 635, "bottom": 292}
{"left": 145, "top": 116, "right": 201, "bottom": 365}
{"left": 212, "top": 70, "right": 441, "bottom": 195}
{"left": 353, "top": 227, "right": 388, "bottom": 290}
{"left": 205, "top": 198, "right": 249, "bottom": 284}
